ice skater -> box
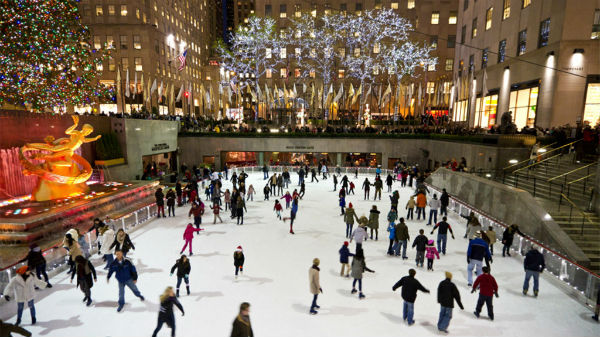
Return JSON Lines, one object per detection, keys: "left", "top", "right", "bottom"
{"left": 430, "top": 216, "right": 455, "bottom": 255}
{"left": 151, "top": 287, "right": 185, "bottom": 337}
{"left": 281, "top": 191, "right": 292, "bottom": 209}
{"left": 283, "top": 197, "right": 299, "bottom": 234}
{"left": 362, "top": 178, "right": 371, "bottom": 200}
{"left": 405, "top": 196, "right": 415, "bottom": 220}
{"left": 339, "top": 241, "right": 354, "bottom": 277}
{"left": 263, "top": 184, "right": 270, "bottom": 200}
{"left": 170, "top": 255, "right": 191, "bottom": 296}
{"left": 180, "top": 223, "right": 204, "bottom": 255}
{"left": 522, "top": 244, "right": 545, "bottom": 297}
{"left": 3, "top": 266, "right": 48, "bottom": 326}
{"left": 437, "top": 272, "right": 464, "bottom": 333}
{"left": 188, "top": 202, "right": 204, "bottom": 230}
{"left": 472, "top": 266, "right": 498, "bottom": 321}
{"left": 350, "top": 219, "right": 368, "bottom": 250}
{"left": 367, "top": 205, "right": 380, "bottom": 240}
{"left": 339, "top": 194, "right": 346, "bottom": 215}
{"left": 107, "top": 250, "right": 145, "bottom": 312}
{"left": 412, "top": 229, "right": 428, "bottom": 267}
{"left": 351, "top": 248, "right": 375, "bottom": 299}
{"left": 70, "top": 255, "right": 97, "bottom": 306}
{"left": 425, "top": 240, "right": 440, "bottom": 271}
{"left": 109, "top": 228, "right": 135, "bottom": 257}
{"left": 392, "top": 268, "right": 430, "bottom": 326}
{"left": 308, "top": 258, "right": 322, "bottom": 314}
{"left": 17, "top": 243, "right": 52, "bottom": 288}
{"left": 274, "top": 199, "right": 283, "bottom": 220}
{"left": 234, "top": 246, "right": 245, "bottom": 279}
{"left": 210, "top": 202, "right": 223, "bottom": 224}
{"left": 343, "top": 203, "right": 358, "bottom": 238}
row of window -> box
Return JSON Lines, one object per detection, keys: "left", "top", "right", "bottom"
{"left": 464, "top": 0, "right": 531, "bottom": 12}
{"left": 94, "top": 4, "right": 128, "bottom": 16}
{"left": 93, "top": 35, "right": 142, "bottom": 50}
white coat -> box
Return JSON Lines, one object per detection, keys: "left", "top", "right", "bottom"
{"left": 351, "top": 226, "right": 368, "bottom": 244}
{"left": 99, "top": 228, "right": 115, "bottom": 255}
{"left": 4, "top": 274, "right": 47, "bottom": 303}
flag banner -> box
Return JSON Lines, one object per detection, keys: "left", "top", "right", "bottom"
{"left": 125, "top": 69, "right": 130, "bottom": 98}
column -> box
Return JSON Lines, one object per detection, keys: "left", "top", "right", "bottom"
{"left": 258, "top": 152, "right": 264, "bottom": 166}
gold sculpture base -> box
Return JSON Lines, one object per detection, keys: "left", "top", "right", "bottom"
{"left": 33, "top": 180, "right": 89, "bottom": 201}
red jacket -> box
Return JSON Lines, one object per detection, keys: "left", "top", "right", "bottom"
{"left": 472, "top": 273, "right": 498, "bottom": 297}
{"left": 183, "top": 224, "right": 202, "bottom": 240}
{"left": 189, "top": 204, "right": 204, "bottom": 217}
{"left": 274, "top": 203, "right": 282, "bottom": 211}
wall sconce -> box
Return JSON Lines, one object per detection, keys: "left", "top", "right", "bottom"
{"left": 573, "top": 48, "right": 584, "bottom": 54}
{"left": 504, "top": 66, "right": 510, "bottom": 70}
{"left": 546, "top": 51, "right": 554, "bottom": 56}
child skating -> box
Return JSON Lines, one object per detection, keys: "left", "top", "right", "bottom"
{"left": 339, "top": 241, "right": 354, "bottom": 277}
{"left": 180, "top": 223, "right": 204, "bottom": 255}
{"left": 234, "top": 246, "right": 245, "bottom": 280}
{"left": 426, "top": 240, "right": 440, "bottom": 271}
{"left": 274, "top": 200, "right": 283, "bottom": 220}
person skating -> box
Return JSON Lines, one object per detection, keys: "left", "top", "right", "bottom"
{"left": 3, "top": 266, "right": 47, "bottom": 326}
{"left": 367, "top": 205, "right": 380, "bottom": 240}
{"left": 308, "top": 258, "right": 322, "bottom": 314}
{"left": 155, "top": 187, "right": 165, "bottom": 217}
{"left": 427, "top": 194, "right": 440, "bottom": 226}
{"left": 273, "top": 199, "right": 283, "bottom": 220}
{"left": 394, "top": 218, "right": 410, "bottom": 259}
{"left": 263, "top": 164, "right": 269, "bottom": 179}
{"left": 246, "top": 184, "right": 255, "bottom": 201}
{"left": 170, "top": 255, "right": 191, "bottom": 296}
{"left": 523, "top": 244, "right": 545, "bottom": 297}
{"left": 277, "top": 174, "right": 284, "bottom": 196}
{"left": 151, "top": 287, "right": 184, "bottom": 337}
{"left": 299, "top": 181, "right": 306, "bottom": 199}
{"left": 62, "top": 230, "right": 82, "bottom": 275}
{"left": 283, "top": 197, "right": 299, "bottom": 234}
{"left": 416, "top": 192, "right": 427, "bottom": 221}
{"left": 270, "top": 174, "right": 277, "bottom": 196}
{"left": 188, "top": 202, "right": 204, "bottom": 230}
{"left": 109, "top": 228, "right": 135, "bottom": 257}
{"left": 502, "top": 224, "right": 525, "bottom": 257}
{"left": 298, "top": 167, "right": 305, "bottom": 185}
{"left": 236, "top": 195, "right": 245, "bottom": 225}
{"left": 412, "top": 229, "right": 428, "bottom": 267}
{"left": 75, "top": 228, "right": 90, "bottom": 258}
{"left": 386, "top": 221, "right": 397, "bottom": 255}
{"left": 472, "top": 266, "right": 498, "bottom": 321}
{"left": 234, "top": 246, "right": 245, "bottom": 279}
{"left": 466, "top": 216, "right": 483, "bottom": 241}
{"left": 281, "top": 191, "right": 292, "bottom": 209}
{"left": 485, "top": 226, "right": 497, "bottom": 255}
{"left": 387, "top": 208, "right": 398, "bottom": 229}
{"left": 98, "top": 225, "right": 115, "bottom": 269}
{"left": 0, "top": 319, "right": 31, "bottom": 337}
{"left": 341, "top": 175, "right": 349, "bottom": 194}
{"left": 339, "top": 241, "right": 354, "bottom": 277}
{"left": 467, "top": 232, "right": 492, "bottom": 286}
{"left": 210, "top": 202, "right": 223, "bottom": 224}
{"left": 437, "top": 272, "right": 464, "bottom": 333}
{"left": 386, "top": 174, "right": 393, "bottom": 192}
{"left": 389, "top": 191, "right": 399, "bottom": 211}
{"left": 339, "top": 194, "right": 346, "bottom": 215}
{"left": 166, "top": 188, "right": 176, "bottom": 217}
{"left": 333, "top": 174, "right": 338, "bottom": 191}
{"left": 405, "top": 196, "right": 415, "bottom": 220}
{"left": 181, "top": 223, "right": 204, "bottom": 255}
{"left": 373, "top": 177, "right": 383, "bottom": 200}
{"left": 311, "top": 168, "right": 319, "bottom": 183}
{"left": 263, "top": 184, "right": 270, "bottom": 201}
{"left": 224, "top": 189, "right": 231, "bottom": 210}
{"left": 70, "top": 255, "right": 97, "bottom": 306}
{"left": 230, "top": 302, "right": 253, "bottom": 337}
{"left": 461, "top": 212, "right": 477, "bottom": 239}
{"left": 176, "top": 181, "right": 183, "bottom": 206}
{"left": 362, "top": 178, "right": 371, "bottom": 200}
{"left": 344, "top": 203, "right": 359, "bottom": 238}
{"left": 17, "top": 244, "right": 51, "bottom": 288}
{"left": 431, "top": 217, "right": 455, "bottom": 255}
{"left": 426, "top": 240, "right": 440, "bottom": 271}
{"left": 321, "top": 164, "right": 328, "bottom": 180}
{"left": 107, "top": 250, "right": 144, "bottom": 312}
{"left": 350, "top": 219, "right": 368, "bottom": 250}
{"left": 439, "top": 188, "right": 449, "bottom": 216}
{"left": 392, "top": 268, "right": 430, "bottom": 326}
{"left": 351, "top": 248, "right": 375, "bottom": 299}
{"left": 348, "top": 181, "right": 355, "bottom": 195}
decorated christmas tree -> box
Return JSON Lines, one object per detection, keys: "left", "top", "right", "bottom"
{"left": 0, "top": 0, "right": 112, "bottom": 110}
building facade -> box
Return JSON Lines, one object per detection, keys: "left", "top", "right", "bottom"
{"left": 452, "top": 0, "right": 600, "bottom": 129}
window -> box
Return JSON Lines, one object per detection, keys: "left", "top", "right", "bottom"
{"left": 475, "top": 94, "right": 499, "bottom": 128}
{"left": 136, "top": 8, "right": 140, "bottom": 19}
{"left": 407, "top": 0, "right": 415, "bottom": 9}
{"left": 539, "top": 19, "right": 550, "bottom": 47}
{"left": 449, "top": 11, "right": 457, "bottom": 24}
{"left": 133, "top": 35, "right": 141, "bottom": 49}
{"left": 583, "top": 83, "right": 600, "bottom": 125}
{"left": 266, "top": 69, "right": 272, "bottom": 78}
{"left": 280, "top": 68, "right": 287, "bottom": 78}
{"left": 294, "top": 68, "right": 301, "bottom": 77}
{"left": 93, "top": 36, "right": 101, "bottom": 49}
{"left": 135, "top": 57, "right": 143, "bottom": 71}
{"left": 265, "top": 4, "right": 272, "bottom": 16}
{"left": 265, "top": 48, "right": 272, "bottom": 59}
{"left": 121, "top": 58, "right": 129, "bottom": 70}
{"left": 355, "top": 3, "right": 362, "bottom": 15}
{"left": 486, "top": 8, "right": 493, "bottom": 30}
{"left": 96, "top": 62, "right": 103, "bottom": 71}
{"left": 311, "top": 4, "right": 317, "bottom": 17}
{"left": 338, "top": 69, "right": 345, "bottom": 78}
{"left": 431, "top": 11, "right": 440, "bottom": 24}
{"left": 373, "top": 65, "right": 379, "bottom": 75}
{"left": 340, "top": 3, "right": 347, "bottom": 15}
{"left": 373, "top": 43, "right": 380, "bottom": 54}
{"left": 294, "top": 47, "right": 301, "bottom": 56}
{"left": 310, "top": 48, "right": 316, "bottom": 58}
{"left": 469, "top": 54, "right": 474, "bottom": 72}
{"left": 294, "top": 4, "right": 301, "bottom": 17}
{"left": 279, "top": 4, "right": 286, "bottom": 18}
{"left": 428, "top": 63, "right": 436, "bottom": 71}
{"left": 391, "top": 2, "right": 398, "bottom": 10}
{"left": 96, "top": 5, "right": 103, "bottom": 16}
{"left": 354, "top": 47, "right": 360, "bottom": 57}
{"left": 503, "top": 0, "right": 510, "bottom": 19}
{"left": 279, "top": 28, "right": 286, "bottom": 38}
{"left": 120, "top": 5, "right": 128, "bottom": 16}
{"left": 461, "top": 25, "right": 466, "bottom": 43}
{"left": 472, "top": 18, "right": 477, "bottom": 38}
{"left": 338, "top": 48, "right": 345, "bottom": 58}
{"left": 430, "top": 36, "right": 438, "bottom": 49}
{"left": 108, "top": 57, "right": 115, "bottom": 71}
{"left": 522, "top": 0, "right": 531, "bottom": 8}
{"left": 464, "top": 0, "right": 469, "bottom": 11}
{"left": 593, "top": 10, "right": 600, "bottom": 39}
{"left": 498, "top": 39, "right": 507, "bottom": 63}
{"left": 107, "top": 35, "right": 115, "bottom": 49}
{"left": 445, "top": 59, "right": 454, "bottom": 71}
{"left": 120, "top": 35, "right": 128, "bottom": 49}
{"left": 108, "top": 5, "right": 115, "bottom": 15}
{"left": 482, "top": 48, "right": 489, "bottom": 68}
{"left": 447, "top": 35, "right": 456, "bottom": 48}
{"left": 509, "top": 86, "right": 538, "bottom": 128}
{"left": 517, "top": 29, "right": 527, "bottom": 55}
{"left": 280, "top": 48, "right": 287, "bottom": 59}
{"left": 427, "top": 82, "right": 435, "bottom": 94}
{"left": 374, "top": 0, "right": 382, "bottom": 9}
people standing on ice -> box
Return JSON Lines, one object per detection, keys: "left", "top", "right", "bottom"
{"left": 188, "top": 201, "right": 205, "bottom": 230}
{"left": 230, "top": 189, "right": 239, "bottom": 219}
{"left": 339, "top": 241, "right": 354, "bottom": 277}
{"left": 170, "top": 255, "right": 191, "bottom": 296}
{"left": 231, "top": 171, "right": 238, "bottom": 189}
{"left": 392, "top": 268, "right": 430, "bottom": 326}
{"left": 416, "top": 192, "right": 427, "bottom": 221}
{"left": 62, "top": 230, "right": 82, "bottom": 275}
{"left": 362, "top": 178, "right": 371, "bottom": 200}
{"left": 274, "top": 200, "right": 283, "bottom": 220}
{"left": 368, "top": 205, "right": 380, "bottom": 240}
{"left": 98, "top": 225, "right": 115, "bottom": 269}
{"left": 341, "top": 175, "right": 349, "bottom": 194}
{"left": 430, "top": 217, "right": 455, "bottom": 255}
{"left": 311, "top": 168, "right": 319, "bottom": 183}
{"left": 389, "top": 191, "right": 399, "bottom": 211}
{"left": 176, "top": 181, "right": 183, "bottom": 207}
{"left": 151, "top": 286, "right": 184, "bottom": 337}
{"left": 107, "top": 250, "right": 144, "bottom": 312}
{"left": 269, "top": 174, "right": 277, "bottom": 196}
{"left": 343, "top": 203, "right": 359, "bottom": 238}
{"left": 210, "top": 202, "right": 223, "bottom": 224}
{"left": 467, "top": 232, "right": 492, "bottom": 286}
{"left": 236, "top": 195, "right": 245, "bottom": 225}
{"left": 427, "top": 194, "right": 440, "bottom": 226}
{"left": 155, "top": 187, "right": 165, "bottom": 218}
{"left": 412, "top": 229, "right": 428, "bottom": 267}
{"left": 281, "top": 191, "right": 292, "bottom": 209}
{"left": 17, "top": 243, "right": 51, "bottom": 288}
{"left": 109, "top": 228, "right": 135, "bottom": 257}
{"left": 333, "top": 174, "right": 338, "bottom": 191}
{"left": 394, "top": 218, "right": 410, "bottom": 259}
{"left": 298, "top": 167, "right": 305, "bottom": 185}
{"left": 400, "top": 169, "right": 408, "bottom": 187}
{"left": 462, "top": 212, "right": 476, "bottom": 239}
{"left": 351, "top": 248, "right": 375, "bottom": 299}
{"left": 425, "top": 240, "right": 440, "bottom": 271}
{"left": 339, "top": 194, "right": 346, "bottom": 215}
{"left": 440, "top": 189, "right": 449, "bottom": 216}
{"left": 263, "top": 184, "right": 270, "bottom": 201}
{"left": 246, "top": 184, "right": 255, "bottom": 201}
{"left": 180, "top": 223, "right": 203, "bottom": 255}
{"left": 501, "top": 224, "right": 525, "bottom": 257}
{"left": 466, "top": 216, "right": 483, "bottom": 241}
{"left": 283, "top": 197, "right": 299, "bottom": 234}
{"left": 386, "top": 221, "right": 397, "bottom": 255}
{"left": 3, "top": 266, "right": 47, "bottom": 326}
{"left": 88, "top": 218, "right": 105, "bottom": 250}
{"left": 386, "top": 174, "right": 393, "bottom": 192}
{"left": 234, "top": 246, "right": 245, "bottom": 279}
{"left": 405, "top": 196, "right": 415, "bottom": 220}
{"left": 348, "top": 181, "right": 355, "bottom": 195}
{"left": 350, "top": 219, "right": 369, "bottom": 250}
{"left": 230, "top": 302, "right": 254, "bottom": 337}
{"left": 283, "top": 169, "right": 291, "bottom": 188}
{"left": 263, "top": 164, "right": 269, "bottom": 179}
{"left": 299, "top": 182, "right": 306, "bottom": 199}
{"left": 387, "top": 208, "right": 398, "bottom": 228}
{"left": 321, "top": 164, "right": 328, "bottom": 180}
{"left": 485, "top": 226, "right": 497, "bottom": 255}
{"left": 166, "top": 188, "right": 176, "bottom": 217}
{"left": 277, "top": 174, "right": 284, "bottom": 196}
{"left": 437, "top": 271, "right": 464, "bottom": 333}
{"left": 70, "top": 255, "right": 97, "bottom": 306}
{"left": 373, "top": 177, "right": 383, "bottom": 200}
{"left": 75, "top": 228, "right": 90, "bottom": 258}
{"left": 523, "top": 244, "right": 545, "bottom": 297}
{"left": 308, "top": 258, "right": 322, "bottom": 315}
{"left": 472, "top": 266, "right": 498, "bottom": 321}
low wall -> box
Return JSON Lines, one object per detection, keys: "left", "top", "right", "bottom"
{"left": 426, "top": 168, "right": 590, "bottom": 267}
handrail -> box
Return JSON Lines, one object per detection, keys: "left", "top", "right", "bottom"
{"left": 512, "top": 153, "right": 562, "bottom": 174}
{"left": 548, "top": 162, "right": 597, "bottom": 182}
{"left": 560, "top": 193, "right": 594, "bottom": 235}
{"left": 502, "top": 138, "right": 582, "bottom": 171}
{"left": 566, "top": 173, "right": 596, "bottom": 186}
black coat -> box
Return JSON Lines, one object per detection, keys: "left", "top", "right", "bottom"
{"left": 524, "top": 249, "right": 545, "bottom": 272}
{"left": 440, "top": 192, "right": 449, "bottom": 207}
{"left": 71, "top": 259, "right": 97, "bottom": 289}
{"left": 155, "top": 190, "right": 165, "bottom": 206}
{"left": 109, "top": 234, "right": 135, "bottom": 254}
{"left": 432, "top": 221, "right": 453, "bottom": 235}
{"left": 392, "top": 275, "right": 429, "bottom": 303}
{"left": 20, "top": 249, "right": 46, "bottom": 267}
{"left": 159, "top": 296, "right": 184, "bottom": 319}
{"left": 230, "top": 315, "right": 253, "bottom": 337}
{"left": 170, "top": 258, "right": 191, "bottom": 277}
{"left": 166, "top": 191, "right": 176, "bottom": 206}
{"left": 437, "top": 278, "right": 464, "bottom": 309}
{"left": 412, "top": 235, "right": 429, "bottom": 251}
{"left": 234, "top": 251, "right": 245, "bottom": 267}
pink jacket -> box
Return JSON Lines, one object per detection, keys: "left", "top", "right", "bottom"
{"left": 425, "top": 245, "right": 440, "bottom": 260}
{"left": 183, "top": 224, "right": 203, "bottom": 240}
{"left": 281, "top": 194, "right": 292, "bottom": 202}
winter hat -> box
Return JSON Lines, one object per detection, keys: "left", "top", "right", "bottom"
{"left": 427, "top": 240, "right": 434, "bottom": 245}
{"left": 531, "top": 244, "right": 538, "bottom": 250}
{"left": 236, "top": 246, "right": 243, "bottom": 252}
{"left": 313, "top": 258, "right": 320, "bottom": 266}
{"left": 348, "top": 203, "right": 353, "bottom": 208}
{"left": 343, "top": 241, "right": 349, "bottom": 246}
{"left": 29, "top": 243, "right": 38, "bottom": 250}
{"left": 445, "top": 271, "right": 453, "bottom": 279}
{"left": 16, "top": 266, "right": 28, "bottom": 275}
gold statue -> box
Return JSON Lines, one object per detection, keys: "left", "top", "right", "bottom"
{"left": 19, "top": 116, "right": 101, "bottom": 201}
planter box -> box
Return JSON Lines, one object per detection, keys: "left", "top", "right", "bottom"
{"left": 95, "top": 158, "right": 125, "bottom": 167}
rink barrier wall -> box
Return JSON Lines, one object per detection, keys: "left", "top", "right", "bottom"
{"left": 0, "top": 203, "right": 158, "bottom": 297}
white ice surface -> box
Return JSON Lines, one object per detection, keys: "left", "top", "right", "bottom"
{"left": 1, "top": 173, "right": 598, "bottom": 337}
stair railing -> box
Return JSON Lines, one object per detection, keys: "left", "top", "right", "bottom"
{"left": 559, "top": 193, "right": 594, "bottom": 235}
{"left": 502, "top": 138, "right": 582, "bottom": 172}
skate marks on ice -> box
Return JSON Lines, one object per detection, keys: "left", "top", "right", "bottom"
{"left": 291, "top": 303, "right": 367, "bottom": 316}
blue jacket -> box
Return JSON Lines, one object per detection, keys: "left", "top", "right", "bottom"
{"left": 291, "top": 202, "right": 298, "bottom": 213}
{"left": 339, "top": 245, "right": 354, "bottom": 263}
{"left": 524, "top": 249, "right": 545, "bottom": 272}
{"left": 467, "top": 238, "right": 491, "bottom": 262}
{"left": 387, "top": 223, "right": 396, "bottom": 240}
{"left": 108, "top": 258, "right": 138, "bottom": 283}
{"left": 339, "top": 197, "right": 346, "bottom": 207}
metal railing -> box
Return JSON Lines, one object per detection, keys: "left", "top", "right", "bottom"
{"left": 548, "top": 162, "right": 597, "bottom": 182}
{"left": 502, "top": 138, "right": 582, "bottom": 172}
{"left": 558, "top": 193, "right": 595, "bottom": 235}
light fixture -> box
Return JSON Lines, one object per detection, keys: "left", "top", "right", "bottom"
{"left": 504, "top": 66, "right": 510, "bottom": 70}
{"left": 509, "top": 159, "right": 518, "bottom": 164}
{"left": 573, "top": 48, "right": 584, "bottom": 54}
{"left": 546, "top": 51, "right": 554, "bottom": 56}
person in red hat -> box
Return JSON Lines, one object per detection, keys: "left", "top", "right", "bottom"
{"left": 338, "top": 241, "right": 354, "bottom": 277}
{"left": 233, "top": 246, "right": 245, "bottom": 279}
{"left": 3, "top": 266, "right": 48, "bottom": 326}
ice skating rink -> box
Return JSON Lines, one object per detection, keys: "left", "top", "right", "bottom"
{"left": 1, "top": 173, "right": 597, "bottom": 336}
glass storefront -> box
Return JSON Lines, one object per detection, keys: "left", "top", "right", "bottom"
{"left": 508, "top": 86, "right": 538, "bottom": 129}
{"left": 583, "top": 83, "right": 600, "bottom": 125}
{"left": 474, "top": 94, "right": 498, "bottom": 128}
{"left": 452, "top": 100, "right": 468, "bottom": 122}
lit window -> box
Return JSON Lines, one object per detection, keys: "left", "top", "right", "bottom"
{"left": 294, "top": 4, "right": 301, "bottom": 17}
{"left": 136, "top": 8, "right": 140, "bottom": 19}
{"left": 472, "top": 18, "right": 477, "bottom": 38}
{"left": 135, "top": 57, "right": 143, "bottom": 71}
{"left": 121, "top": 57, "right": 129, "bottom": 70}
{"left": 338, "top": 69, "right": 345, "bottom": 78}
{"left": 523, "top": 0, "right": 531, "bottom": 8}
{"left": 265, "top": 48, "right": 272, "bottom": 58}
{"left": 96, "top": 5, "right": 103, "bottom": 16}
{"left": 96, "top": 62, "right": 103, "bottom": 71}
{"left": 428, "top": 64, "right": 436, "bottom": 71}
{"left": 427, "top": 82, "right": 435, "bottom": 94}
{"left": 107, "top": 35, "right": 115, "bottom": 49}
{"left": 517, "top": 29, "right": 527, "bottom": 56}
{"left": 133, "top": 35, "right": 141, "bottom": 49}
{"left": 449, "top": 11, "right": 457, "bottom": 24}
{"left": 592, "top": 9, "right": 600, "bottom": 39}
{"left": 295, "top": 68, "right": 301, "bottom": 77}
{"left": 310, "top": 70, "right": 315, "bottom": 78}
{"left": 265, "top": 4, "right": 272, "bottom": 16}
{"left": 539, "top": 18, "right": 550, "bottom": 47}
{"left": 280, "top": 48, "right": 287, "bottom": 59}
{"left": 391, "top": 3, "right": 398, "bottom": 9}
{"left": 121, "top": 5, "right": 128, "bottom": 16}
{"left": 108, "top": 5, "right": 115, "bottom": 15}
{"left": 266, "top": 69, "right": 272, "bottom": 78}
{"left": 407, "top": 0, "right": 415, "bottom": 9}
{"left": 373, "top": 66, "right": 379, "bottom": 75}
{"left": 93, "top": 36, "right": 101, "bottom": 49}
{"left": 340, "top": 3, "right": 347, "bottom": 16}
{"left": 354, "top": 47, "right": 360, "bottom": 57}
{"left": 503, "top": 0, "right": 510, "bottom": 20}
{"left": 280, "top": 68, "right": 287, "bottom": 78}
{"left": 445, "top": 59, "right": 453, "bottom": 71}
{"left": 280, "top": 4, "right": 286, "bottom": 18}
{"left": 295, "top": 29, "right": 301, "bottom": 38}
{"left": 443, "top": 82, "right": 452, "bottom": 93}
{"left": 120, "top": 35, "right": 128, "bottom": 49}
{"left": 311, "top": 5, "right": 317, "bottom": 17}
{"left": 583, "top": 83, "right": 600, "bottom": 124}
{"left": 294, "top": 47, "right": 301, "bottom": 56}
{"left": 280, "top": 28, "right": 287, "bottom": 38}
{"left": 338, "top": 48, "right": 345, "bottom": 58}
{"left": 310, "top": 48, "right": 316, "bottom": 58}
{"left": 430, "top": 36, "right": 438, "bottom": 49}
{"left": 373, "top": 43, "right": 380, "bottom": 54}
{"left": 431, "top": 11, "right": 439, "bottom": 24}
{"left": 108, "top": 57, "right": 115, "bottom": 71}
{"left": 486, "top": 7, "right": 493, "bottom": 30}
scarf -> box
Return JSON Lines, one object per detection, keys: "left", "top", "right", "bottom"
{"left": 116, "top": 231, "right": 126, "bottom": 245}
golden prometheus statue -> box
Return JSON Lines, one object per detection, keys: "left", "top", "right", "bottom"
{"left": 19, "top": 115, "right": 101, "bottom": 201}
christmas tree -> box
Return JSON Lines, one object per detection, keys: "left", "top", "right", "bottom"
{"left": 0, "top": 0, "right": 112, "bottom": 110}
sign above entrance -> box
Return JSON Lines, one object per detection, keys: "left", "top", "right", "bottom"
{"left": 152, "top": 143, "right": 170, "bottom": 152}
{"left": 285, "top": 145, "right": 315, "bottom": 150}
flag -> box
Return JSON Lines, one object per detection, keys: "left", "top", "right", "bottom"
{"left": 116, "top": 68, "right": 121, "bottom": 98}
{"left": 251, "top": 89, "right": 257, "bottom": 101}
{"left": 176, "top": 83, "right": 184, "bottom": 102}
{"left": 169, "top": 82, "right": 174, "bottom": 111}
{"left": 283, "top": 83, "right": 288, "bottom": 105}
{"left": 150, "top": 79, "right": 157, "bottom": 95}
{"left": 146, "top": 76, "right": 151, "bottom": 102}
{"left": 265, "top": 83, "right": 270, "bottom": 104}
{"left": 364, "top": 85, "right": 372, "bottom": 104}
{"left": 141, "top": 73, "right": 145, "bottom": 103}
{"left": 188, "top": 82, "right": 193, "bottom": 106}
{"left": 325, "top": 84, "right": 334, "bottom": 107}
{"left": 178, "top": 49, "right": 188, "bottom": 71}
{"left": 256, "top": 84, "right": 262, "bottom": 101}
{"left": 482, "top": 68, "right": 488, "bottom": 98}
{"left": 227, "top": 85, "right": 232, "bottom": 104}
{"left": 407, "top": 84, "right": 413, "bottom": 115}
{"left": 317, "top": 85, "right": 323, "bottom": 107}
{"left": 417, "top": 83, "right": 422, "bottom": 106}
{"left": 158, "top": 81, "right": 164, "bottom": 102}
{"left": 351, "top": 83, "right": 362, "bottom": 105}
{"left": 382, "top": 83, "right": 391, "bottom": 105}
{"left": 125, "top": 69, "right": 130, "bottom": 98}
{"left": 133, "top": 71, "right": 137, "bottom": 99}
{"left": 333, "top": 84, "right": 343, "bottom": 104}
{"left": 302, "top": 83, "right": 307, "bottom": 94}
{"left": 293, "top": 83, "right": 297, "bottom": 98}
{"left": 310, "top": 83, "right": 315, "bottom": 106}
{"left": 377, "top": 84, "right": 383, "bottom": 106}
{"left": 205, "top": 87, "right": 211, "bottom": 109}
{"left": 210, "top": 85, "right": 214, "bottom": 109}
